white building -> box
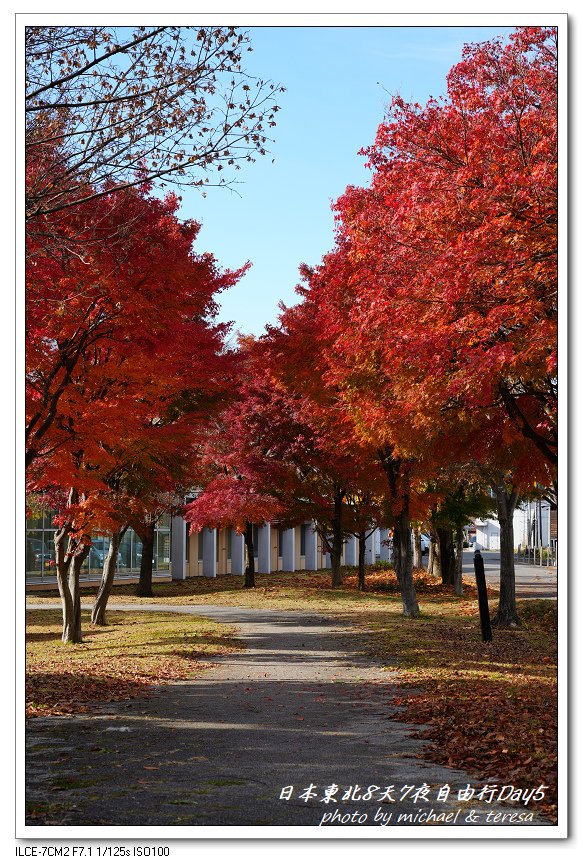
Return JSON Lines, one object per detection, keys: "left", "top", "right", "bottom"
{"left": 170, "top": 520, "right": 386, "bottom": 580}
{"left": 473, "top": 500, "right": 553, "bottom": 551}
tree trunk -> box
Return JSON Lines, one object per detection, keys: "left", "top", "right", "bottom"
{"left": 377, "top": 450, "right": 418, "bottom": 616}
{"left": 330, "top": 548, "right": 342, "bottom": 587}
{"left": 243, "top": 521, "right": 255, "bottom": 589}
{"left": 54, "top": 507, "right": 91, "bottom": 645}
{"left": 437, "top": 528, "right": 456, "bottom": 586}
{"left": 330, "top": 492, "right": 344, "bottom": 588}
{"left": 412, "top": 526, "right": 423, "bottom": 569}
{"left": 357, "top": 530, "right": 366, "bottom": 591}
{"left": 454, "top": 527, "right": 464, "bottom": 597}
{"left": 136, "top": 523, "right": 155, "bottom": 597}
{"left": 395, "top": 503, "right": 419, "bottom": 617}
{"left": 92, "top": 527, "right": 128, "bottom": 625}
{"left": 67, "top": 544, "right": 90, "bottom": 641}
{"left": 54, "top": 524, "right": 77, "bottom": 644}
{"left": 431, "top": 537, "right": 442, "bottom": 579}
{"left": 426, "top": 537, "right": 434, "bottom": 575}
{"left": 392, "top": 524, "right": 402, "bottom": 588}
{"left": 493, "top": 477, "right": 521, "bottom": 626}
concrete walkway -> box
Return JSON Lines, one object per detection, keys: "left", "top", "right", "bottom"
{"left": 26, "top": 604, "right": 549, "bottom": 829}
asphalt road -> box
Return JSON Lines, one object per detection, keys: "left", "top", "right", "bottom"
{"left": 25, "top": 603, "right": 550, "bottom": 830}
{"left": 460, "top": 550, "right": 558, "bottom": 599}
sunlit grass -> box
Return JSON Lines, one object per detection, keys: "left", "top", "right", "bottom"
{"left": 26, "top": 566, "right": 487, "bottom": 613}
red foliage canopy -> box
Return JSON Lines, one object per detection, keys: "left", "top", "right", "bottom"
{"left": 27, "top": 184, "right": 246, "bottom": 536}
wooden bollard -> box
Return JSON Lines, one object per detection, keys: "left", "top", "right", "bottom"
{"left": 473, "top": 550, "right": 493, "bottom": 642}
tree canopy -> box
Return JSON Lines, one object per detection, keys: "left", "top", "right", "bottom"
{"left": 26, "top": 26, "right": 284, "bottom": 219}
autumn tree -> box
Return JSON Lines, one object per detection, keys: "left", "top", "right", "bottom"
{"left": 27, "top": 186, "right": 242, "bottom": 641}
{"left": 344, "top": 488, "right": 384, "bottom": 592}
{"left": 294, "top": 248, "right": 421, "bottom": 615}
{"left": 258, "top": 301, "right": 392, "bottom": 590}
{"left": 424, "top": 477, "right": 496, "bottom": 596}
{"left": 211, "top": 370, "right": 355, "bottom": 588}
{"left": 338, "top": 27, "right": 557, "bottom": 479}
{"left": 25, "top": 26, "right": 284, "bottom": 220}
{"left": 187, "top": 323, "right": 388, "bottom": 591}
{"left": 187, "top": 473, "right": 284, "bottom": 589}
{"left": 289, "top": 26, "right": 557, "bottom": 618}
{"left": 479, "top": 430, "right": 553, "bottom": 626}
{"left": 26, "top": 186, "right": 241, "bottom": 471}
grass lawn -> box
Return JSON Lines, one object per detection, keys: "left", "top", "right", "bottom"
{"left": 26, "top": 566, "right": 487, "bottom": 612}
{"left": 26, "top": 566, "right": 557, "bottom": 821}
{"left": 26, "top": 609, "right": 241, "bottom": 718}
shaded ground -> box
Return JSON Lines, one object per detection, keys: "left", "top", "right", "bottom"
{"left": 26, "top": 609, "right": 240, "bottom": 718}
{"left": 26, "top": 604, "right": 550, "bottom": 828}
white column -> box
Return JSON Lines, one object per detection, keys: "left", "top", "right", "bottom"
{"left": 379, "top": 528, "right": 391, "bottom": 561}
{"left": 230, "top": 529, "right": 245, "bottom": 576}
{"left": 257, "top": 522, "right": 271, "bottom": 574}
{"left": 365, "top": 531, "right": 375, "bottom": 565}
{"left": 170, "top": 515, "right": 186, "bottom": 580}
{"left": 542, "top": 502, "right": 551, "bottom": 546}
{"left": 344, "top": 535, "right": 358, "bottom": 566}
{"left": 375, "top": 528, "right": 381, "bottom": 558}
{"left": 202, "top": 527, "right": 216, "bottom": 578}
{"left": 282, "top": 527, "right": 296, "bottom": 572}
{"left": 304, "top": 523, "right": 318, "bottom": 570}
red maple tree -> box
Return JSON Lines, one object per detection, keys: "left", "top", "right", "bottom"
{"left": 27, "top": 185, "right": 244, "bottom": 641}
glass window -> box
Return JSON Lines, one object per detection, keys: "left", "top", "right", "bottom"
{"left": 27, "top": 514, "right": 44, "bottom": 530}
{"left": 198, "top": 531, "right": 203, "bottom": 561}
{"left": 43, "top": 536, "right": 57, "bottom": 578}
{"left": 300, "top": 524, "right": 307, "bottom": 556}
{"left": 89, "top": 536, "right": 106, "bottom": 574}
{"left": 156, "top": 529, "right": 171, "bottom": 571}
{"left": 26, "top": 532, "right": 45, "bottom": 579}
{"left": 131, "top": 530, "right": 142, "bottom": 571}
{"left": 252, "top": 525, "right": 259, "bottom": 552}
{"left": 185, "top": 523, "right": 190, "bottom": 562}
{"left": 116, "top": 532, "right": 131, "bottom": 573}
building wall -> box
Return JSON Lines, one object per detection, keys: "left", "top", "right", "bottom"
{"left": 26, "top": 510, "right": 172, "bottom": 585}
{"left": 295, "top": 526, "right": 302, "bottom": 570}
{"left": 513, "top": 501, "right": 551, "bottom": 548}
{"left": 217, "top": 527, "right": 229, "bottom": 576}
{"left": 474, "top": 501, "right": 551, "bottom": 551}
{"left": 474, "top": 520, "right": 500, "bottom": 550}
{"left": 28, "top": 511, "right": 391, "bottom": 587}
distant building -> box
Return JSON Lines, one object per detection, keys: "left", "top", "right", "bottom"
{"left": 26, "top": 509, "right": 172, "bottom": 588}
{"left": 473, "top": 500, "right": 554, "bottom": 551}
{"left": 169, "top": 520, "right": 385, "bottom": 581}
{"left": 25, "top": 509, "right": 387, "bottom": 587}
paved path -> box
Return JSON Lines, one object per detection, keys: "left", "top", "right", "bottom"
{"left": 26, "top": 604, "right": 549, "bottom": 829}
{"left": 461, "top": 550, "right": 558, "bottom": 599}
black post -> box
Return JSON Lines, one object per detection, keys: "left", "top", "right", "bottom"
{"left": 473, "top": 550, "right": 493, "bottom": 642}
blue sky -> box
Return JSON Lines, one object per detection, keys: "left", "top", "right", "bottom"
{"left": 177, "top": 26, "right": 515, "bottom": 338}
